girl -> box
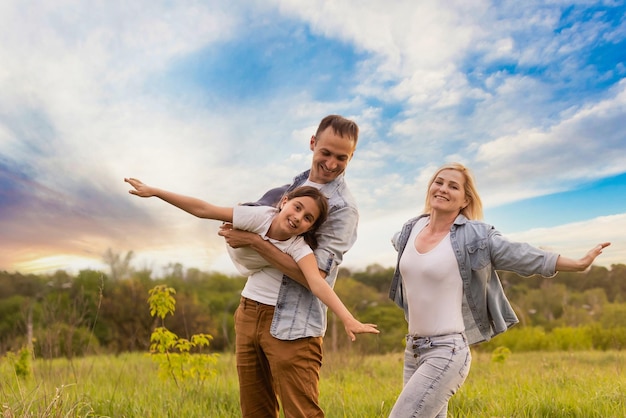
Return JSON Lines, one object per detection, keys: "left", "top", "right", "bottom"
{"left": 125, "top": 177, "right": 379, "bottom": 340}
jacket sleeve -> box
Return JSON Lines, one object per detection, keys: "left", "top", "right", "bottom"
{"left": 391, "top": 231, "right": 401, "bottom": 252}
{"left": 488, "top": 228, "right": 559, "bottom": 277}
{"left": 313, "top": 204, "right": 358, "bottom": 275}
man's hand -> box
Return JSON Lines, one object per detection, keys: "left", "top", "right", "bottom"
{"left": 218, "top": 222, "right": 309, "bottom": 286}
{"left": 218, "top": 223, "right": 259, "bottom": 248}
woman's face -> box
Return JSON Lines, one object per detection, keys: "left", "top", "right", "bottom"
{"left": 428, "top": 169, "right": 469, "bottom": 214}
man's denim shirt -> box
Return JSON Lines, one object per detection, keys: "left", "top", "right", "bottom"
{"left": 248, "top": 170, "right": 359, "bottom": 340}
{"left": 388, "top": 214, "right": 559, "bottom": 345}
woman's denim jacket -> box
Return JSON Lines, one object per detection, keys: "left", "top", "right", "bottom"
{"left": 246, "top": 170, "right": 359, "bottom": 340}
{"left": 388, "top": 214, "right": 559, "bottom": 345}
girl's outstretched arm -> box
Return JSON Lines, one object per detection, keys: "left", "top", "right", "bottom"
{"left": 125, "top": 177, "right": 233, "bottom": 222}
{"left": 297, "top": 254, "right": 379, "bottom": 341}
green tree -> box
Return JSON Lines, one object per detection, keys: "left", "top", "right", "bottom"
{"left": 329, "top": 277, "right": 382, "bottom": 352}
{"left": 100, "top": 278, "right": 153, "bottom": 352}
{"left": 102, "top": 249, "right": 135, "bottom": 281}
{"left": 600, "top": 303, "right": 626, "bottom": 328}
{"left": 0, "top": 295, "right": 26, "bottom": 353}
{"left": 352, "top": 264, "right": 395, "bottom": 293}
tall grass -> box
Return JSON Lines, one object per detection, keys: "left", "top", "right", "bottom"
{"left": 1, "top": 350, "right": 624, "bottom": 417}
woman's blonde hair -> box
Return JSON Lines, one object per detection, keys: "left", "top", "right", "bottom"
{"left": 423, "top": 162, "right": 484, "bottom": 220}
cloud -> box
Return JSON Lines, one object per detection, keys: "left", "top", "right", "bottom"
{"left": 0, "top": 1, "right": 624, "bottom": 275}
{"left": 473, "top": 79, "right": 626, "bottom": 206}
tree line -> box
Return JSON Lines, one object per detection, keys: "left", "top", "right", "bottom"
{"left": 1, "top": 255, "right": 626, "bottom": 358}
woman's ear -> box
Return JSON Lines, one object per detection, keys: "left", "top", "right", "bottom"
{"left": 278, "top": 196, "right": 288, "bottom": 210}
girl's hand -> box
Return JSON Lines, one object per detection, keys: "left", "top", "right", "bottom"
{"left": 343, "top": 318, "right": 380, "bottom": 342}
{"left": 125, "top": 177, "right": 155, "bottom": 198}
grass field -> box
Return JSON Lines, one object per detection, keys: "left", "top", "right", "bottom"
{"left": 1, "top": 349, "right": 625, "bottom": 417}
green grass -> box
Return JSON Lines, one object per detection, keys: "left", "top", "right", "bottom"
{"left": 452, "top": 351, "right": 626, "bottom": 418}
{"left": 1, "top": 350, "right": 625, "bottom": 417}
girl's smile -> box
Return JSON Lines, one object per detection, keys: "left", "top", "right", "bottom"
{"left": 268, "top": 196, "right": 320, "bottom": 241}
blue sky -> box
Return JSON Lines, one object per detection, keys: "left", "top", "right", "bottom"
{"left": 1, "top": 0, "right": 625, "bottom": 276}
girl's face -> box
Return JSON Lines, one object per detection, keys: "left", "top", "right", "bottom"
{"left": 276, "top": 196, "right": 321, "bottom": 238}
{"left": 428, "top": 169, "right": 469, "bottom": 215}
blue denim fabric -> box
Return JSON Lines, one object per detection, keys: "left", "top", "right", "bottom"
{"left": 389, "top": 333, "right": 471, "bottom": 418}
{"left": 246, "top": 170, "right": 359, "bottom": 340}
{"left": 388, "top": 214, "right": 559, "bottom": 345}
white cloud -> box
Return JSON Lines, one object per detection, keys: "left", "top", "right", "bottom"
{"left": 473, "top": 79, "right": 626, "bottom": 206}
{"left": 1, "top": 0, "right": 624, "bottom": 275}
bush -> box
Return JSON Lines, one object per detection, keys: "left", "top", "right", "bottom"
{"left": 479, "top": 327, "right": 550, "bottom": 352}
{"left": 5, "top": 346, "right": 32, "bottom": 378}
{"left": 548, "top": 327, "right": 593, "bottom": 351}
{"left": 34, "top": 324, "right": 99, "bottom": 358}
{"left": 588, "top": 325, "right": 626, "bottom": 350}
{"left": 491, "top": 346, "right": 511, "bottom": 363}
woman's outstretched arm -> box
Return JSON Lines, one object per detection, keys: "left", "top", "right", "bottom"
{"left": 555, "top": 242, "right": 611, "bottom": 272}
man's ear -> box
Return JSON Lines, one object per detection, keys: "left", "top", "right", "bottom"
{"left": 309, "top": 135, "right": 316, "bottom": 151}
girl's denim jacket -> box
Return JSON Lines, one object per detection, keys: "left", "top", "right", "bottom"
{"left": 388, "top": 214, "right": 559, "bottom": 345}
{"left": 246, "top": 170, "right": 359, "bottom": 340}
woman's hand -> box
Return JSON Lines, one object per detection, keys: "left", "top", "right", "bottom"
{"left": 579, "top": 242, "right": 611, "bottom": 270}
{"left": 556, "top": 242, "right": 611, "bottom": 272}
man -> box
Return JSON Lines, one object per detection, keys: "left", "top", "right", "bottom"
{"left": 218, "top": 114, "right": 360, "bottom": 417}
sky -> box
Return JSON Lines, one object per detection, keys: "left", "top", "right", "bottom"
{"left": 1, "top": 0, "right": 625, "bottom": 278}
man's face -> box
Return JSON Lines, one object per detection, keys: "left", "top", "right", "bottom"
{"left": 308, "top": 126, "right": 355, "bottom": 184}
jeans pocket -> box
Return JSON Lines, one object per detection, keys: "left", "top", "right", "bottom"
{"left": 460, "top": 348, "right": 471, "bottom": 377}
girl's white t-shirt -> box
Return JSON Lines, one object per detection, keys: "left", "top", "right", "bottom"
{"left": 229, "top": 205, "right": 312, "bottom": 305}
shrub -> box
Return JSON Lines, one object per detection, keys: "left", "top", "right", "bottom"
{"left": 548, "top": 327, "right": 592, "bottom": 351}
{"left": 491, "top": 346, "right": 511, "bottom": 363}
{"left": 147, "top": 285, "right": 219, "bottom": 386}
{"left": 5, "top": 346, "right": 32, "bottom": 378}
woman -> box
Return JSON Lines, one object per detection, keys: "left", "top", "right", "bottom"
{"left": 387, "top": 162, "right": 610, "bottom": 417}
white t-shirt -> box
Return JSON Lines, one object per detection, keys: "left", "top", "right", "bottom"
{"left": 229, "top": 205, "right": 312, "bottom": 306}
{"left": 399, "top": 217, "right": 465, "bottom": 336}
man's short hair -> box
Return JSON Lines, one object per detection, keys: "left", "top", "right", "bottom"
{"left": 315, "top": 115, "right": 359, "bottom": 147}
